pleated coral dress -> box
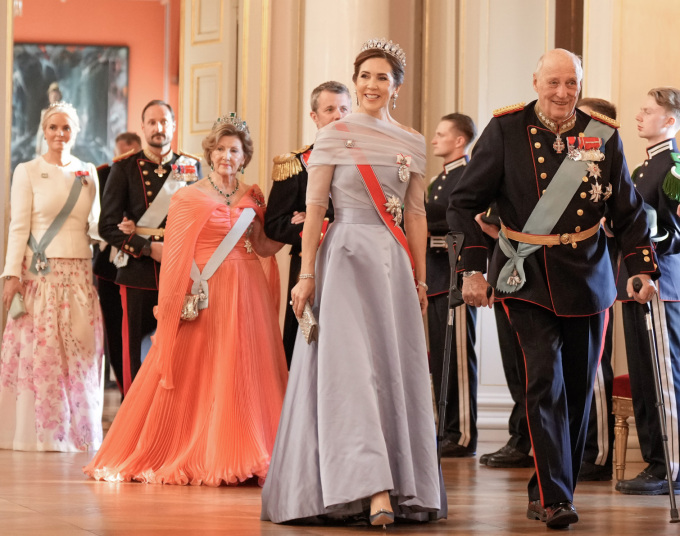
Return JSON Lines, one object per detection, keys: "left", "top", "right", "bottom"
{"left": 83, "top": 184, "right": 288, "bottom": 486}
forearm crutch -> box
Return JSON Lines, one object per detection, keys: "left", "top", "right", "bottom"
{"left": 437, "top": 232, "right": 464, "bottom": 463}
{"left": 633, "top": 277, "right": 679, "bottom": 523}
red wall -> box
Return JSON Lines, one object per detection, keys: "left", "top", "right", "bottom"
{"left": 14, "top": 0, "right": 180, "bottom": 150}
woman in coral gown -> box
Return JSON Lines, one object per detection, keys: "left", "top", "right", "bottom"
{"left": 84, "top": 115, "right": 287, "bottom": 486}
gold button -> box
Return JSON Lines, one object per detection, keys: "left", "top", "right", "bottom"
{"left": 437, "top": 186, "right": 442, "bottom": 190}
{"left": 124, "top": 244, "right": 129, "bottom": 250}
{"left": 582, "top": 176, "right": 589, "bottom": 182}
{"left": 640, "top": 173, "right": 644, "bottom": 178}
{"left": 434, "top": 195, "right": 438, "bottom": 200}
{"left": 577, "top": 209, "right": 583, "bottom": 216}
{"left": 154, "top": 235, "right": 160, "bottom": 240}
{"left": 542, "top": 189, "right": 546, "bottom": 194}
{"left": 575, "top": 226, "right": 581, "bottom": 232}
{"left": 145, "top": 181, "right": 151, "bottom": 185}
{"left": 129, "top": 246, "right": 135, "bottom": 252}
{"left": 541, "top": 173, "right": 547, "bottom": 179}
{"left": 531, "top": 128, "right": 537, "bottom": 134}
{"left": 538, "top": 156, "right": 545, "bottom": 163}
{"left": 643, "top": 249, "right": 649, "bottom": 255}
{"left": 534, "top": 142, "right": 541, "bottom": 149}
{"left": 147, "top": 190, "right": 153, "bottom": 196}
{"left": 654, "top": 263, "right": 658, "bottom": 269}
{"left": 644, "top": 161, "right": 649, "bottom": 166}
{"left": 458, "top": 255, "right": 462, "bottom": 261}
{"left": 579, "top": 132, "right": 585, "bottom": 137}
{"left": 143, "top": 170, "right": 149, "bottom": 175}
{"left": 644, "top": 256, "right": 651, "bottom": 262}
{"left": 581, "top": 192, "right": 587, "bottom": 198}
{"left": 140, "top": 161, "right": 145, "bottom": 166}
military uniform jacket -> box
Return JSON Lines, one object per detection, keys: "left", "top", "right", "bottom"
{"left": 446, "top": 100, "right": 659, "bottom": 316}
{"left": 264, "top": 145, "right": 334, "bottom": 254}
{"left": 426, "top": 156, "right": 468, "bottom": 296}
{"left": 99, "top": 150, "right": 201, "bottom": 290}
{"left": 93, "top": 162, "right": 117, "bottom": 282}
{"left": 617, "top": 138, "right": 680, "bottom": 301}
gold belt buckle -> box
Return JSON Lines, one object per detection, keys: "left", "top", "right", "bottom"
{"left": 560, "top": 233, "right": 572, "bottom": 245}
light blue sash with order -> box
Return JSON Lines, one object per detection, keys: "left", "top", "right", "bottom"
{"left": 189, "top": 207, "right": 255, "bottom": 310}
{"left": 496, "top": 118, "right": 615, "bottom": 293}
{"left": 28, "top": 174, "right": 84, "bottom": 275}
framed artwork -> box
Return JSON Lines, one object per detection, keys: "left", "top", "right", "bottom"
{"left": 11, "top": 43, "right": 129, "bottom": 172}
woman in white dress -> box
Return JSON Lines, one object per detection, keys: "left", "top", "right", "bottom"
{"left": 0, "top": 101, "right": 104, "bottom": 452}
{"left": 261, "top": 39, "right": 446, "bottom": 527}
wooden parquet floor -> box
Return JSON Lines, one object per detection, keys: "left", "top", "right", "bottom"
{"left": 1, "top": 390, "right": 678, "bottom": 535}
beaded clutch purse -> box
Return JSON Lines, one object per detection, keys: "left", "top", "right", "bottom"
{"left": 297, "top": 302, "right": 318, "bottom": 344}
{"left": 9, "top": 293, "right": 27, "bottom": 319}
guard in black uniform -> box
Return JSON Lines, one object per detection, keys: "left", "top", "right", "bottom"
{"left": 427, "top": 113, "right": 479, "bottom": 457}
{"left": 616, "top": 87, "right": 680, "bottom": 495}
{"left": 447, "top": 49, "right": 659, "bottom": 529}
{"left": 99, "top": 101, "right": 200, "bottom": 395}
{"left": 265, "top": 81, "right": 351, "bottom": 366}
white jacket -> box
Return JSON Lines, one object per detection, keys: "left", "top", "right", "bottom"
{"left": 1, "top": 156, "right": 101, "bottom": 278}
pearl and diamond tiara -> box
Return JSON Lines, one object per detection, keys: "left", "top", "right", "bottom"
{"left": 360, "top": 38, "right": 406, "bottom": 69}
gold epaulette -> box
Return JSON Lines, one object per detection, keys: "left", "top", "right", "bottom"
{"left": 590, "top": 111, "right": 619, "bottom": 129}
{"left": 271, "top": 145, "right": 311, "bottom": 182}
{"left": 96, "top": 162, "right": 110, "bottom": 171}
{"left": 112, "top": 148, "right": 137, "bottom": 162}
{"left": 493, "top": 102, "right": 526, "bottom": 117}
{"left": 178, "top": 150, "right": 201, "bottom": 161}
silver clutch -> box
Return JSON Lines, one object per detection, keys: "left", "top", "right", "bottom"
{"left": 180, "top": 294, "right": 200, "bottom": 321}
{"left": 297, "top": 302, "right": 318, "bottom": 344}
{"left": 9, "top": 293, "right": 27, "bottom": 320}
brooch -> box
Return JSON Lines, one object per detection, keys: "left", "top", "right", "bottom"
{"left": 384, "top": 195, "right": 403, "bottom": 226}
{"left": 396, "top": 153, "right": 411, "bottom": 183}
{"left": 507, "top": 268, "right": 521, "bottom": 286}
{"left": 345, "top": 140, "right": 355, "bottom": 148}
{"left": 75, "top": 170, "right": 90, "bottom": 186}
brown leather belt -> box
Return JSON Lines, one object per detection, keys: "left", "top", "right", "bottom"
{"left": 136, "top": 227, "right": 164, "bottom": 238}
{"left": 501, "top": 222, "right": 600, "bottom": 249}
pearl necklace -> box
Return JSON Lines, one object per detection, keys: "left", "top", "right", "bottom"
{"left": 208, "top": 175, "right": 239, "bottom": 205}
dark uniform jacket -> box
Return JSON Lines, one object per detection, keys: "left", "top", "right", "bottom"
{"left": 99, "top": 150, "right": 201, "bottom": 290}
{"left": 426, "top": 156, "right": 468, "bottom": 297}
{"left": 617, "top": 138, "right": 680, "bottom": 301}
{"left": 446, "top": 100, "right": 659, "bottom": 316}
{"left": 264, "top": 145, "right": 334, "bottom": 255}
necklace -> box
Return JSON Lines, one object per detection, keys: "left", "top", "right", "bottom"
{"left": 208, "top": 175, "right": 239, "bottom": 205}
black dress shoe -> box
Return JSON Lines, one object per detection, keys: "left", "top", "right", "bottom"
{"left": 615, "top": 469, "right": 680, "bottom": 495}
{"left": 479, "top": 445, "right": 505, "bottom": 465}
{"left": 544, "top": 501, "right": 578, "bottom": 529}
{"left": 526, "top": 500, "right": 546, "bottom": 522}
{"left": 577, "top": 461, "right": 612, "bottom": 482}
{"left": 486, "top": 444, "right": 534, "bottom": 468}
{"left": 440, "top": 438, "right": 475, "bottom": 458}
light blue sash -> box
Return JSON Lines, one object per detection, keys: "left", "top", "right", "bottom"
{"left": 497, "top": 119, "right": 615, "bottom": 293}
{"left": 28, "top": 175, "right": 83, "bottom": 275}
{"left": 189, "top": 208, "right": 255, "bottom": 309}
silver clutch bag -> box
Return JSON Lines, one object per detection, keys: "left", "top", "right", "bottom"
{"left": 180, "top": 294, "right": 200, "bottom": 321}
{"left": 9, "top": 293, "right": 27, "bottom": 319}
{"left": 297, "top": 302, "right": 318, "bottom": 344}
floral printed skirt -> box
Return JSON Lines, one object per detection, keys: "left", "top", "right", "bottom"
{"left": 0, "top": 257, "right": 104, "bottom": 452}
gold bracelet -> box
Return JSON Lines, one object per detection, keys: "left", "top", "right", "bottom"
{"left": 299, "top": 273, "right": 315, "bottom": 280}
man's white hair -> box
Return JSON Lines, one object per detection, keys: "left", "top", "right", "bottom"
{"left": 534, "top": 48, "right": 583, "bottom": 85}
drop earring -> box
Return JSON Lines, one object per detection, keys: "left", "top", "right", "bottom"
{"left": 240, "top": 166, "right": 245, "bottom": 175}
{"left": 392, "top": 93, "right": 398, "bottom": 110}
{"left": 210, "top": 162, "right": 214, "bottom": 172}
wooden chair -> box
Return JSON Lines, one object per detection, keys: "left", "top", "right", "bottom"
{"left": 612, "top": 374, "right": 634, "bottom": 481}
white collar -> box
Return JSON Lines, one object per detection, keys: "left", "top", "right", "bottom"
{"left": 647, "top": 139, "right": 674, "bottom": 159}
{"left": 443, "top": 156, "right": 468, "bottom": 174}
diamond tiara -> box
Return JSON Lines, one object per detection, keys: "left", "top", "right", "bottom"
{"left": 48, "top": 100, "right": 77, "bottom": 113}
{"left": 213, "top": 112, "right": 249, "bottom": 133}
{"left": 359, "top": 38, "right": 406, "bottom": 69}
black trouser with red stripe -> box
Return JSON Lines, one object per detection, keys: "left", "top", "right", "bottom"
{"left": 96, "top": 276, "right": 124, "bottom": 394}
{"left": 119, "top": 285, "right": 158, "bottom": 394}
{"left": 503, "top": 299, "right": 607, "bottom": 505}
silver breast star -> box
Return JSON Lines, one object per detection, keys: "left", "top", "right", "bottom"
{"left": 384, "top": 195, "right": 403, "bottom": 226}
{"left": 586, "top": 162, "right": 602, "bottom": 179}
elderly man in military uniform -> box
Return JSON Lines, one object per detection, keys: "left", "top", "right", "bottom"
{"left": 265, "top": 81, "right": 351, "bottom": 367}
{"left": 616, "top": 87, "right": 680, "bottom": 496}
{"left": 95, "top": 132, "right": 142, "bottom": 395}
{"left": 99, "top": 100, "right": 200, "bottom": 395}
{"left": 447, "top": 49, "right": 658, "bottom": 529}
{"left": 427, "top": 113, "right": 480, "bottom": 457}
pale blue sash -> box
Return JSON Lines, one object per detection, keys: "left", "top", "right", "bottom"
{"left": 497, "top": 119, "right": 615, "bottom": 293}
{"left": 189, "top": 208, "right": 255, "bottom": 309}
